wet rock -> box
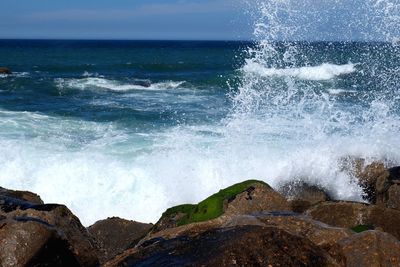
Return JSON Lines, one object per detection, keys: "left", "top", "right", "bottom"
{"left": 88, "top": 217, "right": 153, "bottom": 263}
{"left": 279, "top": 181, "right": 332, "bottom": 213}
{"left": 375, "top": 166, "right": 400, "bottom": 208}
{"left": 306, "top": 201, "right": 369, "bottom": 228}
{"left": 389, "top": 166, "right": 400, "bottom": 180}
{"left": 386, "top": 184, "right": 400, "bottom": 210}
{"left": 0, "top": 187, "right": 43, "bottom": 205}
{"left": 153, "top": 180, "right": 290, "bottom": 232}
{"left": 145, "top": 212, "right": 351, "bottom": 250}
{"left": 342, "top": 158, "right": 388, "bottom": 203}
{"left": 0, "top": 189, "right": 99, "bottom": 266}
{"left": 224, "top": 181, "right": 291, "bottom": 216}
{"left": 134, "top": 211, "right": 351, "bottom": 267}
{"left": 330, "top": 231, "right": 400, "bottom": 267}
{"left": 104, "top": 225, "right": 338, "bottom": 267}
{"left": 306, "top": 201, "right": 400, "bottom": 240}
{"left": 254, "top": 213, "right": 352, "bottom": 252}
{"left": 0, "top": 220, "right": 80, "bottom": 267}
{"left": 133, "top": 79, "right": 151, "bottom": 88}
{"left": 0, "top": 67, "right": 12, "bottom": 75}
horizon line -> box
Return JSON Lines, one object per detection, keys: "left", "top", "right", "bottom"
{"left": 0, "top": 38, "right": 392, "bottom": 44}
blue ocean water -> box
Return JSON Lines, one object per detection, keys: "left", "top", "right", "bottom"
{"left": 0, "top": 39, "right": 399, "bottom": 225}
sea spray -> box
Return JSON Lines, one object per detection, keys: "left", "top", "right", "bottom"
{"left": 227, "top": 0, "right": 400, "bottom": 199}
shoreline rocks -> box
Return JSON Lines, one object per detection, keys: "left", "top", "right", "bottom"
{"left": 0, "top": 191, "right": 99, "bottom": 266}
{"left": 88, "top": 217, "right": 153, "bottom": 264}
{"left": 0, "top": 67, "right": 12, "bottom": 75}
{"left": 1, "top": 163, "right": 400, "bottom": 266}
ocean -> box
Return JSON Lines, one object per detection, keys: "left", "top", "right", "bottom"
{"left": 0, "top": 39, "right": 399, "bottom": 225}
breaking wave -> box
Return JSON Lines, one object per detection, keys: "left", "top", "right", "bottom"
{"left": 55, "top": 77, "right": 186, "bottom": 91}
{"left": 243, "top": 62, "right": 357, "bottom": 81}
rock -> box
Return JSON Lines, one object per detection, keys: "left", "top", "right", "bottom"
{"left": 88, "top": 217, "right": 153, "bottom": 263}
{"left": 104, "top": 225, "right": 339, "bottom": 267}
{"left": 306, "top": 201, "right": 400, "bottom": 240}
{"left": 279, "top": 181, "right": 332, "bottom": 213}
{"left": 224, "top": 181, "right": 291, "bottom": 216}
{"left": 0, "top": 67, "right": 12, "bottom": 75}
{"left": 253, "top": 213, "right": 352, "bottom": 252}
{"left": 375, "top": 166, "right": 400, "bottom": 208}
{"left": 340, "top": 158, "right": 400, "bottom": 209}
{"left": 386, "top": 185, "right": 400, "bottom": 210}
{"left": 306, "top": 201, "right": 369, "bottom": 228}
{"left": 153, "top": 180, "right": 290, "bottom": 232}
{"left": 341, "top": 158, "right": 388, "bottom": 203}
{"left": 134, "top": 211, "right": 351, "bottom": 267}
{"left": 145, "top": 212, "right": 352, "bottom": 251}
{"left": 0, "top": 220, "right": 81, "bottom": 267}
{"left": 134, "top": 80, "right": 151, "bottom": 88}
{"left": 0, "top": 187, "right": 43, "bottom": 205}
{"left": 330, "top": 231, "right": 400, "bottom": 267}
{"left": 0, "top": 189, "right": 99, "bottom": 266}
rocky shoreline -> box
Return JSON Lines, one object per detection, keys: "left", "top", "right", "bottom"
{"left": 1, "top": 159, "right": 400, "bottom": 266}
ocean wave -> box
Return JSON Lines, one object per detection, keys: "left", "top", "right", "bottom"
{"left": 0, "top": 72, "right": 30, "bottom": 78}
{"left": 243, "top": 62, "right": 357, "bottom": 81}
{"left": 55, "top": 77, "right": 186, "bottom": 91}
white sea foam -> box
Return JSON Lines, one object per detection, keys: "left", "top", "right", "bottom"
{"left": 243, "top": 62, "right": 357, "bottom": 81}
{"left": 1, "top": 107, "right": 399, "bottom": 226}
{"left": 55, "top": 77, "right": 185, "bottom": 91}
{"left": 0, "top": 72, "right": 30, "bottom": 78}
{"left": 328, "top": 88, "right": 357, "bottom": 95}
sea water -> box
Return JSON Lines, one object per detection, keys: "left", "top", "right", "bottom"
{"left": 0, "top": 1, "right": 399, "bottom": 225}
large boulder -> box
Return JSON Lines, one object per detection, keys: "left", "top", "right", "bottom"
{"left": 0, "top": 187, "right": 43, "bottom": 205}
{"left": 131, "top": 210, "right": 352, "bottom": 266}
{"left": 0, "top": 188, "right": 99, "bottom": 266}
{"left": 0, "top": 67, "right": 12, "bottom": 75}
{"left": 143, "top": 213, "right": 352, "bottom": 252}
{"left": 340, "top": 158, "right": 388, "bottom": 203}
{"left": 386, "top": 184, "right": 400, "bottom": 210}
{"left": 153, "top": 180, "right": 290, "bottom": 232}
{"left": 0, "top": 220, "right": 81, "bottom": 267}
{"left": 279, "top": 181, "right": 332, "bottom": 213}
{"left": 330, "top": 231, "right": 400, "bottom": 267}
{"left": 341, "top": 158, "right": 400, "bottom": 210}
{"left": 306, "top": 201, "right": 400, "bottom": 240}
{"left": 375, "top": 166, "right": 400, "bottom": 209}
{"left": 253, "top": 213, "right": 352, "bottom": 252}
{"left": 88, "top": 217, "right": 153, "bottom": 263}
{"left": 104, "top": 225, "right": 339, "bottom": 267}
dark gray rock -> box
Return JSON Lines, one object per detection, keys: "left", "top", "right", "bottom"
{"left": 88, "top": 217, "right": 153, "bottom": 263}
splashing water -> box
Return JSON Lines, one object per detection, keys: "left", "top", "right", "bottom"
{"left": 227, "top": 0, "right": 400, "bottom": 194}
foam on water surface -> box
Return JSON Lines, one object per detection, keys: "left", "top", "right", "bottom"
{"left": 243, "top": 62, "right": 356, "bottom": 81}
{"left": 55, "top": 77, "right": 186, "bottom": 91}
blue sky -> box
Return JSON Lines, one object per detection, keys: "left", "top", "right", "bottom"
{"left": 0, "top": 0, "right": 251, "bottom": 40}
{"left": 0, "top": 0, "right": 397, "bottom": 41}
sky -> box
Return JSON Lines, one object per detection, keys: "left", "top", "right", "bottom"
{"left": 0, "top": 0, "right": 251, "bottom": 40}
{"left": 0, "top": 0, "right": 398, "bottom": 41}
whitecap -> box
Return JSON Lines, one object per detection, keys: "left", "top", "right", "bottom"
{"left": 243, "top": 62, "right": 357, "bottom": 81}
{"left": 55, "top": 77, "right": 185, "bottom": 91}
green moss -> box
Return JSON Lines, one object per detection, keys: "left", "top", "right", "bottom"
{"left": 351, "top": 225, "right": 374, "bottom": 233}
{"left": 161, "top": 180, "right": 268, "bottom": 226}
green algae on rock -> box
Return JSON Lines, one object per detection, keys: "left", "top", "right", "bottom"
{"left": 155, "top": 179, "right": 292, "bottom": 229}
{"left": 161, "top": 180, "right": 268, "bottom": 226}
{"left": 351, "top": 225, "right": 374, "bottom": 233}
